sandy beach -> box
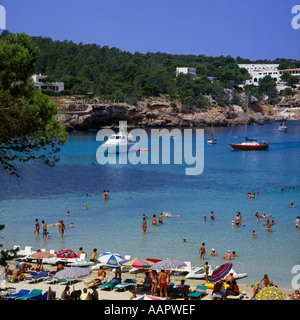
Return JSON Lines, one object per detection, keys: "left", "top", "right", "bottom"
{"left": 1, "top": 259, "right": 295, "bottom": 301}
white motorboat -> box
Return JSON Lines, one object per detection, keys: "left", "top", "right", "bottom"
{"left": 66, "top": 253, "right": 96, "bottom": 267}
{"left": 278, "top": 123, "right": 287, "bottom": 132}
{"left": 225, "top": 268, "right": 248, "bottom": 280}
{"left": 103, "top": 127, "right": 136, "bottom": 154}
{"left": 14, "top": 245, "right": 35, "bottom": 258}
{"left": 171, "top": 261, "right": 204, "bottom": 276}
{"left": 185, "top": 266, "right": 247, "bottom": 280}
{"left": 185, "top": 264, "right": 211, "bottom": 279}
{"left": 207, "top": 137, "right": 217, "bottom": 144}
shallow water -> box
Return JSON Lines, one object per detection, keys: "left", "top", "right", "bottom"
{"left": 0, "top": 121, "right": 300, "bottom": 287}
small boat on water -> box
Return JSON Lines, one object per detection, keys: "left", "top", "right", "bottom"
{"left": 229, "top": 93, "right": 269, "bottom": 151}
{"left": 103, "top": 126, "right": 136, "bottom": 154}
{"left": 230, "top": 138, "right": 269, "bottom": 150}
{"left": 278, "top": 122, "right": 288, "bottom": 132}
{"left": 207, "top": 121, "right": 217, "bottom": 144}
{"left": 207, "top": 136, "right": 217, "bottom": 144}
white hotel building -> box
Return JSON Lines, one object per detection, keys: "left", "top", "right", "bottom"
{"left": 238, "top": 64, "right": 281, "bottom": 85}
{"left": 238, "top": 64, "right": 300, "bottom": 88}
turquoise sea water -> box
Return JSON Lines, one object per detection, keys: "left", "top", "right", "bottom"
{"left": 0, "top": 121, "right": 300, "bottom": 287}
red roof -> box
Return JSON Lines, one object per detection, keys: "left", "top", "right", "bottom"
{"left": 279, "top": 68, "right": 300, "bottom": 72}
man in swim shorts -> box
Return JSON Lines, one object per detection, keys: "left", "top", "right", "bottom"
{"left": 199, "top": 243, "right": 206, "bottom": 260}
{"left": 158, "top": 269, "right": 168, "bottom": 299}
{"left": 41, "top": 220, "right": 47, "bottom": 237}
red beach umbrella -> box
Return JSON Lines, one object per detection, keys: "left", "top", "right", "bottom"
{"left": 56, "top": 249, "right": 77, "bottom": 259}
{"left": 208, "top": 263, "right": 233, "bottom": 283}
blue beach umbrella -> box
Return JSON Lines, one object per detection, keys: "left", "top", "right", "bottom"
{"left": 97, "top": 252, "right": 126, "bottom": 266}
{"left": 208, "top": 263, "right": 233, "bottom": 283}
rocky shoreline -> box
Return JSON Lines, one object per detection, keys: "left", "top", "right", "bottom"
{"left": 55, "top": 99, "right": 276, "bottom": 131}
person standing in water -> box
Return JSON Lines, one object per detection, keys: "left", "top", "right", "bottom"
{"left": 152, "top": 215, "right": 157, "bottom": 225}
{"left": 41, "top": 220, "right": 47, "bottom": 238}
{"left": 58, "top": 220, "right": 66, "bottom": 238}
{"left": 199, "top": 243, "right": 206, "bottom": 260}
{"left": 142, "top": 217, "right": 147, "bottom": 232}
{"left": 34, "top": 219, "right": 40, "bottom": 234}
{"left": 158, "top": 212, "right": 163, "bottom": 224}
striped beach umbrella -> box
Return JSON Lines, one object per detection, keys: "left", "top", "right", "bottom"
{"left": 120, "top": 258, "right": 154, "bottom": 268}
{"left": 133, "top": 294, "right": 164, "bottom": 300}
{"left": 208, "top": 263, "right": 233, "bottom": 283}
{"left": 150, "top": 259, "right": 186, "bottom": 270}
{"left": 53, "top": 267, "right": 91, "bottom": 280}
{"left": 98, "top": 252, "right": 126, "bottom": 266}
{"left": 29, "top": 251, "right": 55, "bottom": 259}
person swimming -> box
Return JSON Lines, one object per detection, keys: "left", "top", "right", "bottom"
{"left": 162, "top": 211, "right": 180, "bottom": 218}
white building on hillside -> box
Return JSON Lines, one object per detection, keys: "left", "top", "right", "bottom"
{"left": 279, "top": 68, "right": 300, "bottom": 76}
{"left": 32, "top": 74, "right": 64, "bottom": 92}
{"left": 238, "top": 64, "right": 281, "bottom": 85}
{"left": 176, "top": 67, "right": 197, "bottom": 77}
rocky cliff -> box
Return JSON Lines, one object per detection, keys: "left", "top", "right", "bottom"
{"left": 53, "top": 96, "right": 276, "bottom": 131}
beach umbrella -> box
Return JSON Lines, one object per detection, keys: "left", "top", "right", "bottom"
{"left": 208, "top": 263, "right": 233, "bottom": 283}
{"left": 47, "top": 286, "right": 54, "bottom": 300}
{"left": 53, "top": 267, "right": 92, "bottom": 280}
{"left": 120, "top": 258, "right": 154, "bottom": 269}
{"left": 150, "top": 259, "right": 186, "bottom": 270}
{"left": 56, "top": 249, "right": 77, "bottom": 259}
{"left": 256, "top": 286, "right": 286, "bottom": 300}
{"left": 133, "top": 294, "right": 164, "bottom": 300}
{"left": 98, "top": 252, "right": 126, "bottom": 266}
{"left": 29, "top": 251, "right": 55, "bottom": 259}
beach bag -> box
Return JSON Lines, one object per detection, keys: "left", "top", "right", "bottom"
{"left": 6, "top": 275, "right": 18, "bottom": 283}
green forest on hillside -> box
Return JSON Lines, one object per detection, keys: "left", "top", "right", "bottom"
{"left": 1, "top": 31, "right": 299, "bottom": 110}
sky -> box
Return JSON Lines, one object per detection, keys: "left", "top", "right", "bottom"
{"left": 1, "top": 0, "right": 300, "bottom": 60}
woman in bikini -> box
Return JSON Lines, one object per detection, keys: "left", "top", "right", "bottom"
{"left": 151, "top": 270, "right": 158, "bottom": 296}
{"left": 152, "top": 215, "right": 157, "bottom": 225}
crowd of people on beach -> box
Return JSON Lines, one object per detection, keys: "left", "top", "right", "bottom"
{"left": 23, "top": 185, "right": 298, "bottom": 300}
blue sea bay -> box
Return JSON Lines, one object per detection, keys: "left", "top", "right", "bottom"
{"left": 0, "top": 121, "right": 299, "bottom": 287}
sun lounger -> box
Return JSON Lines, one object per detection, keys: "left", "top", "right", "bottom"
{"left": 25, "top": 271, "right": 48, "bottom": 283}
{"left": 188, "top": 285, "right": 207, "bottom": 299}
{"left": 226, "top": 293, "right": 243, "bottom": 300}
{"left": 99, "top": 277, "right": 121, "bottom": 290}
{"left": 114, "top": 278, "right": 136, "bottom": 291}
{"left": 2, "top": 289, "right": 30, "bottom": 300}
{"left": 17, "top": 289, "right": 43, "bottom": 300}
{"left": 31, "top": 291, "right": 56, "bottom": 300}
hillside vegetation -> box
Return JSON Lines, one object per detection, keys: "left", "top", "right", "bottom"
{"left": 1, "top": 31, "right": 299, "bottom": 111}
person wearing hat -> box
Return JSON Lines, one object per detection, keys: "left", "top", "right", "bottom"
{"left": 209, "top": 248, "right": 218, "bottom": 256}
{"left": 223, "top": 250, "right": 233, "bottom": 260}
